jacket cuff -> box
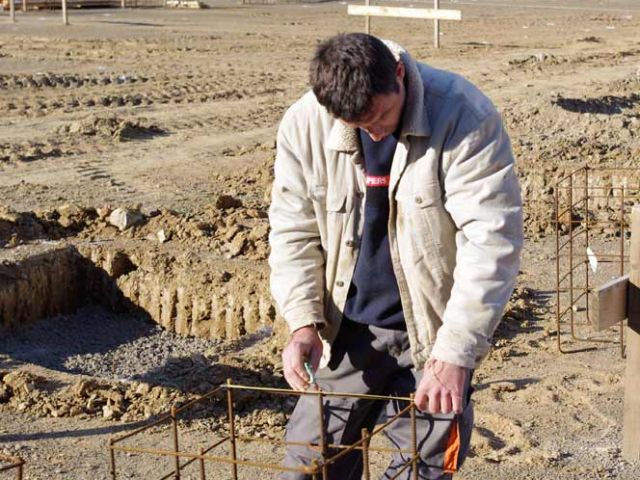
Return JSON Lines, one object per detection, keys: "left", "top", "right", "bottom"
{"left": 282, "top": 305, "right": 327, "bottom": 334}
{"left": 429, "top": 327, "right": 479, "bottom": 369}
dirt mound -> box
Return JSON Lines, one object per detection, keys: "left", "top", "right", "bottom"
{"left": 57, "top": 115, "right": 165, "bottom": 142}
{"left": 0, "top": 204, "right": 97, "bottom": 247}
{"left": 0, "top": 370, "right": 190, "bottom": 422}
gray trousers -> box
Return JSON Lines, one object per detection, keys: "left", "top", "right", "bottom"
{"left": 282, "top": 320, "right": 473, "bottom": 480}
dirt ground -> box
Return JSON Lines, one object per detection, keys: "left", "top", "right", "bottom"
{"left": 1, "top": 0, "right": 640, "bottom": 478}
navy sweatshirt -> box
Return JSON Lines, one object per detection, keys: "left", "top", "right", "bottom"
{"left": 343, "top": 129, "right": 405, "bottom": 329}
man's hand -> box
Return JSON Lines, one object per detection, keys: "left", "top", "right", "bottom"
{"left": 414, "top": 359, "right": 470, "bottom": 415}
{"left": 282, "top": 325, "right": 323, "bottom": 391}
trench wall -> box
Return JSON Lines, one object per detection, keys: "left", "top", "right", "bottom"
{"left": 0, "top": 242, "right": 277, "bottom": 340}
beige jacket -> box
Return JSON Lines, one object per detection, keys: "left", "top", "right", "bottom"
{"left": 268, "top": 44, "right": 523, "bottom": 370}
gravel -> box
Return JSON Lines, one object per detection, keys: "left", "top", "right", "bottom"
{"left": 0, "top": 305, "right": 222, "bottom": 382}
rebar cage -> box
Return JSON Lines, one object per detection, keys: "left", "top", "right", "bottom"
{"left": 108, "top": 380, "right": 425, "bottom": 480}
{"left": 555, "top": 166, "right": 640, "bottom": 357}
{"left": 0, "top": 454, "right": 24, "bottom": 480}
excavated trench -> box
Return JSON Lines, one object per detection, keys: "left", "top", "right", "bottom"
{"left": 0, "top": 241, "right": 277, "bottom": 340}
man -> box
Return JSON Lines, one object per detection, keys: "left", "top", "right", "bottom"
{"left": 268, "top": 33, "right": 522, "bottom": 479}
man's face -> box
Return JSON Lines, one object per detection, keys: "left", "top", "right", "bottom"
{"left": 341, "top": 61, "right": 406, "bottom": 142}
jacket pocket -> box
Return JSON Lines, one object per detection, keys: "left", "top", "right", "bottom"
{"left": 395, "top": 182, "right": 443, "bottom": 268}
{"left": 326, "top": 191, "right": 348, "bottom": 213}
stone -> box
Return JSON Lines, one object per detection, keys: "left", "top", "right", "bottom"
{"left": 215, "top": 194, "right": 243, "bottom": 210}
{"left": 108, "top": 208, "right": 144, "bottom": 231}
{"left": 0, "top": 384, "right": 11, "bottom": 403}
{"left": 157, "top": 229, "right": 170, "bottom": 243}
{"left": 491, "top": 381, "right": 519, "bottom": 393}
{"left": 227, "top": 234, "right": 246, "bottom": 258}
{"left": 3, "top": 371, "right": 39, "bottom": 397}
{"left": 96, "top": 206, "right": 112, "bottom": 220}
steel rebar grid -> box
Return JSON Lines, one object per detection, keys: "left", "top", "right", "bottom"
{"left": 361, "top": 428, "right": 371, "bottom": 480}
{"left": 0, "top": 454, "right": 24, "bottom": 480}
{"left": 317, "top": 391, "right": 328, "bottom": 479}
{"left": 410, "top": 394, "right": 418, "bottom": 480}
{"left": 107, "top": 381, "right": 425, "bottom": 479}
{"left": 555, "top": 165, "right": 631, "bottom": 356}
{"left": 620, "top": 185, "right": 626, "bottom": 357}
{"left": 226, "top": 379, "right": 238, "bottom": 480}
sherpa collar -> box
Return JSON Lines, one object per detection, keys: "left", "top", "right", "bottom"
{"left": 326, "top": 40, "right": 431, "bottom": 153}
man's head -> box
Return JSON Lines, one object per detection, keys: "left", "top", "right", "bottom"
{"left": 310, "top": 33, "right": 406, "bottom": 141}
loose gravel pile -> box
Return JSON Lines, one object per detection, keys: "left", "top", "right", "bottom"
{"left": 0, "top": 305, "right": 222, "bottom": 382}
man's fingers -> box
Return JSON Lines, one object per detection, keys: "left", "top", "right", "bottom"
{"left": 414, "top": 389, "right": 427, "bottom": 411}
{"left": 440, "top": 392, "right": 452, "bottom": 415}
{"left": 283, "top": 363, "right": 308, "bottom": 391}
{"left": 427, "top": 391, "right": 441, "bottom": 415}
{"left": 451, "top": 393, "right": 463, "bottom": 414}
{"left": 283, "top": 344, "right": 312, "bottom": 390}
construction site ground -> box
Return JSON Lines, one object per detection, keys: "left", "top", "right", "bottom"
{"left": 1, "top": 1, "right": 640, "bottom": 478}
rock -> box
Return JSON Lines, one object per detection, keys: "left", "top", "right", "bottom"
{"left": 3, "top": 371, "right": 40, "bottom": 397}
{"left": 227, "top": 234, "right": 247, "bottom": 258}
{"left": 215, "top": 195, "right": 243, "bottom": 210}
{"left": 0, "top": 384, "right": 11, "bottom": 403}
{"left": 69, "top": 406, "right": 84, "bottom": 417}
{"left": 157, "top": 229, "right": 170, "bottom": 243}
{"left": 102, "top": 403, "right": 115, "bottom": 420}
{"left": 491, "top": 381, "right": 519, "bottom": 393}
{"left": 135, "top": 383, "right": 151, "bottom": 395}
{"left": 68, "top": 121, "right": 83, "bottom": 135}
{"left": 71, "top": 379, "right": 98, "bottom": 397}
{"left": 222, "top": 224, "right": 241, "bottom": 242}
{"left": 248, "top": 223, "right": 269, "bottom": 242}
{"left": 108, "top": 208, "right": 145, "bottom": 231}
{"left": 96, "top": 206, "right": 112, "bottom": 220}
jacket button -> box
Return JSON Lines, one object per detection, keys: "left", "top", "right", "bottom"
{"left": 415, "top": 196, "right": 423, "bottom": 204}
{"left": 336, "top": 280, "right": 344, "bottom": 287}
{"left": 345, "top": 240, "right": 355, "bottom": 247}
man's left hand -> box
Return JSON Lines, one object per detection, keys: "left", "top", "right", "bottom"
{"left": 414, "top": 359, "right": 470, "bottom": 415}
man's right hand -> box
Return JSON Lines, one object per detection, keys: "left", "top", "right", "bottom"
{"left": 282, "top": 325, "right": 323, "bottom": 391}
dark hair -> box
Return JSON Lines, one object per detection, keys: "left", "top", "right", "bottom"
{"left": 309, "top": 33, "right": 399, "bottom": 122}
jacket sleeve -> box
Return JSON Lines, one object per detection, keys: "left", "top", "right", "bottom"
{"left": 268, "top": 114, "right": 327, "bottom": 333}
{"left": 429, "top": 112, "right": 523, "bottom": 368}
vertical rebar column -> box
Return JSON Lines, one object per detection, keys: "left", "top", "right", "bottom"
{"left": 556, "top": 181, "right": 563, "bottom": 352}
{"left": 310, "top": 460, "right": 320, "bottom": 480}
{"left": 171, "top": 406, "right": 181, "bottom": 480}
{"left": 365, "top": 0, "right": 370, "bottom": 34}
{"left": 361, "top": 428, "right": 371, "bottom": 480}
{"left": 109, "top": 439, "right": 117, "bottom": 480}
{"left": 585, "top": 168, "right": 590, "bottom": 326}
{"left": 621, "top": 185, "right": 626, "bottom": 357}
{"left": 226, "top": 380, "right": 238, "bottom": 480}
{"left": 410, "top": 394, "right": 418, "bottom": 480}
{"left": 318, "top": 392, "right": 328, "bottom": 479}
{"left": 569, "top": 174, "right": 576, "bottom": 337}
{"left": 434, "top": 0, "right": 440, "bottom": 49}
{"left": 9, "top": 0, "right": 15, "bottom": 23}
{"left": 198, "top": 448, "right": 206, "bottom": 480}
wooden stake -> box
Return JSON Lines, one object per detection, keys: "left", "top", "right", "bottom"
{"left": 365, "top": 0, "right": 370, "bottom": 34}
{"left": 434, "top": 0, "right": 440, "bottom": 49}
{"left": 62, "top": 0, "right": 68, "bottom": 25}
{"left": 623, "top": 206, "right": 640, "bottom": 460}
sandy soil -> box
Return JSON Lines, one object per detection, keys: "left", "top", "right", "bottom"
{"left": 1, "top": 0, "right": 640, "bottom": 479}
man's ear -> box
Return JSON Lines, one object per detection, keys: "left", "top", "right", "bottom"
{"left": 396, "top": 61, "right": 405, "bottom": 82}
